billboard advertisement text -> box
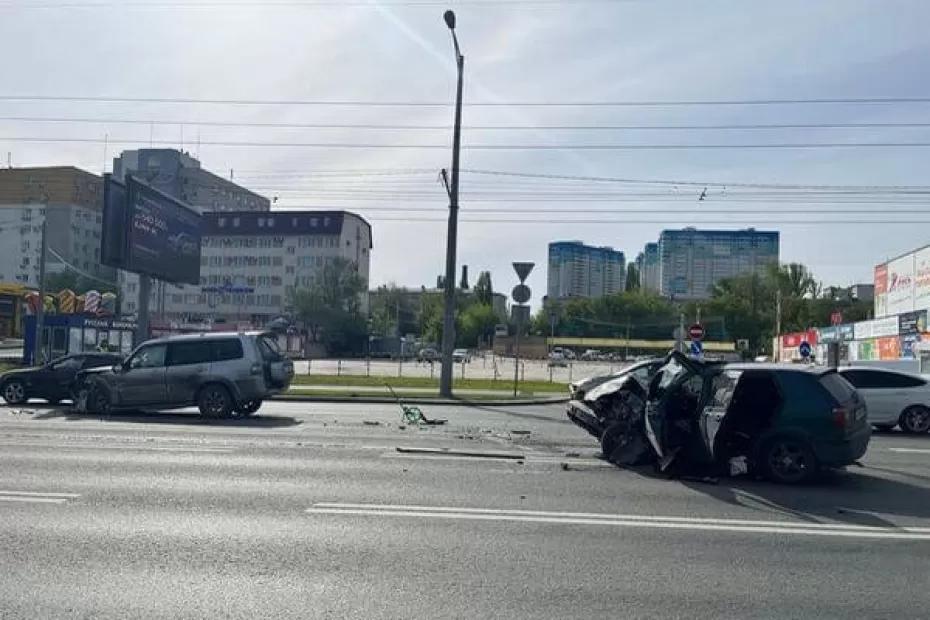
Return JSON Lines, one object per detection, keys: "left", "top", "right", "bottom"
{"left": 886, "top": 254, "right": 915, "bottom": 316}
{"left": 874, "top": 263, "right": 888, "bottom": 318}
{"left": 126, "top": 176, "right": 202, "bottom": 285}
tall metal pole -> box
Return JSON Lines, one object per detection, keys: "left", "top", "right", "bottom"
{"left": 34, "top": 217, "right": 48, "bottom": 365}
{"left": 513, "top": 309, "right": 522, "bottom": 397}
{"left": 439, "top": 11, "right": 464, "bottom": 398}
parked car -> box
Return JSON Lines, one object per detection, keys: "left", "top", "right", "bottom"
{"left": 567, "top": 352, "right": 870, "bottom": 484}
{"left": 73, "top": 332, "right": 294, "bottom": 418}
{"left": 452, "top": 349, "right": 470, "bottom": 363}
{"left": 548, "top": 350, "right": 568, "bottom": 367}
{"left": 0, "top": 353, "right": 123, "bottom": 405}
{"left": 569, "top": 358, "right": 664, "bottom": 400}
{"left": 581, "top": 349, "right": 600, "bottom": 361}
{"left": 837, "top": 367, "right": 930, "bottom": 434}
{"left": 417, "top": 347, "right": 440, "bottom": 362}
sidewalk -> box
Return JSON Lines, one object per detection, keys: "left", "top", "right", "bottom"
{"left": 279, "top": 384, "right": 568, "bottom": 406}
{"left": 288, "top": 384, "right": 541, "bottom": 397}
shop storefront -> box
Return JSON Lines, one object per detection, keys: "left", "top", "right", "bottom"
{"left": 23, "top": 315, "right": 137, "bottom": 365}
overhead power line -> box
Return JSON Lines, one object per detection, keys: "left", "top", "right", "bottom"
{"left": 5, "top": 115, "right": 930, "bottom": 132}
{"left": 3, "top": 94, "right": 930, "bottom": 107}
{"left": 6, "top": 135, "right": 930, "bottom": 150}
{"left": 0, "top": 0, "right": 633, "bottom": 8}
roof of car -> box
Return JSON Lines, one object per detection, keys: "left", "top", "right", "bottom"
{"left": 722, "top": 362, "right": 835, "bottom": 375}
{"left": 141, "top": 331, "right": 266, "bottom": 346}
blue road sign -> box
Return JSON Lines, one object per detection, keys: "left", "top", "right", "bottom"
{"left": 690, "top": 340, "right": 703, "bottom": 358}
{"left": 799, "top": 340, "right": 812, "bottom": 358}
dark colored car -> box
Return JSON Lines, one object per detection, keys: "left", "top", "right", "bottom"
{"left": 0, "top": 353, "right": 123, "bottom": 405}
{"left": 568, "top": 352, "right": 870, "bottom": 484}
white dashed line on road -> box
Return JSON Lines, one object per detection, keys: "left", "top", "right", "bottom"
{"left": 0, "top": 490, "right": 81, "bottom": 505}
{"left": 306, "top": 502, "right": 930, "bottom": 540}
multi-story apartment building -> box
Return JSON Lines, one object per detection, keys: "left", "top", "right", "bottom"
{"left": 657, "top": 228, "right": 779, "bottom": 300}
{"left": 636, "top": 242, "right": 660, "bottom": 293}
{"left": 155, "top": 210, "right": 372, "bottom": 326}
{"left": 547, "top": 241, "right": 626, "bottom": 300}
{"left": 0, "top": 166, "right": 115, "bottom": 288}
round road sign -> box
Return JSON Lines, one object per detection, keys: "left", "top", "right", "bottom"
{"left": 688, "top": 323, "right": 705, "bottom": 340}
{"left": 511, "top": 284, "right": 531, "bottom": 304}
{"left": 799, "top": 340, "right": 812, "bottom": 358}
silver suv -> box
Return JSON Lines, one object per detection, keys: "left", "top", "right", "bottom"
{"left": 75, "top": 332, "right": 294, "bottom": 417}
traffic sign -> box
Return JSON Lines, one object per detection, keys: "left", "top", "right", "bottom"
{"left": 690, "top": 340, "right": 703, "bottom": 358}
{"left": 688, "top": 323, "right": 705, "bottom": 341}
{"left": 799, "top": 340, "right": 812, "bottom": 359}
{"left": 831, "top": 311, "right": 843, "bottom": 326}
{"left": 511, "top": 284, "right": 531, "bottom": 304}
{"left": 512, "top": 262, "right": 535, "bottom": 283}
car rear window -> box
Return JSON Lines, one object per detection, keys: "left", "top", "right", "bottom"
{"left": 819, "top": 372, "right": 856, "bottom": 403}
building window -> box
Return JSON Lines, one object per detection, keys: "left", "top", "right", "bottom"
{"left": 267, "top": 217, "right": 275, "bottom": 228}
{"left": 286, "top": 266, "right": 294, "bottom": 274}
{"left": 310, "top": 218, "right": 318, "bottom": 228}
{"left": 232, "top": 217, "right": 240, "bottom": 227}
{"left": 218, "top": 217, "right": 226, "bottom": 228}
{"left": 286, "top": 246, "right": 295, "bottom": 254}
{"left": 257, "top": 218, "right": 265, "bottom": 228}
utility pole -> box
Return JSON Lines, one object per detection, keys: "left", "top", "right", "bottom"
{"left": 625, "top": 317, "right": 631, "bottom": 360}
{"left": 775, "top": 289, "right": 782, "bottom": 361}
{"left": 439, "top": 10, "right": 464, "bottom": 398}
{"left": 34, "top": 217, "right": 48, "bottom": 365}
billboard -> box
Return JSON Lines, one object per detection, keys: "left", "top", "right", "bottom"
{"left": 101, "top": 175, "right": 128, "bottom": 269}
{"left": 877, "top": 336, "right": 901, "bottom": 360}
{"left": 899, "top": 310, "right": 928, "bottom": 336}
{"left": 886, "top": 254, "right": 915, "bottom": 316}
{"left": 874, "top": 263, "right": 888, "bottom": 318}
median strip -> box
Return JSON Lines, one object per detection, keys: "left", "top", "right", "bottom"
{"left": 305, "top": 502, "right": 930, "bottom": 540}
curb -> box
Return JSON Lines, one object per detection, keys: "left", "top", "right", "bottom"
{"left": 271, "top": 394, "right": 569, "bottom": 407}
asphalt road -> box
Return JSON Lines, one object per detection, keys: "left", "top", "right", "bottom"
{"left": 1, "top": 400, "right": 929, "bottom": 619}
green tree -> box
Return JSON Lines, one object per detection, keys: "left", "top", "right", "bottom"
{"left": 473, "top": 271, "right": 494, "bottom": 306}
{"left": 625, "top": 262, "right": 640, "bottom": 292}
{"left": 45, "top": 271, "right": 117, "bottom": 295}
{"left": 458, "top": 303, "right": 499, "bottom": 347}
{"left": 288, "top": 257, "right": 366, "bottom": 354}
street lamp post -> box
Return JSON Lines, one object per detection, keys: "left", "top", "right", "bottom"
{"left": 439, "top": 9, "right": 464, "bottom": 398}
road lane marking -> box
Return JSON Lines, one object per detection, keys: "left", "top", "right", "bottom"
{"left": 0, "top": 490, "right": 80, "bottom": 505}
{"left": 306, "top": 503, "right": 930, "bottom": 540}
{"left": 0, "top": 490, "right": 80, "bottom": 498}
{"left": 0, "top": 496, "right": 68, "bottom": 504}
{"left": 889, "top": 448, "right": 930, "bottom": 454}
{"left": 0, "top": 441, "right": 234, "bottom": 454}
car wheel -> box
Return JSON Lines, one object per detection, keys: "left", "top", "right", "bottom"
{"left": 759, "top": 437, "right": 817, "bottom": 484}
{"left": 236, "top": 400, "right": 262, "bottom": 416}
{"left": 2, "top": 379, "right": 27, "bottom": 405}
{"left": 198, "top": 384, "right": 233, "bottom": 418}
{"left": 86, "top": 386, "right": 112, "bottom": 415}
{"left": 899, "top": 406, "right": 930, "bottom": 434}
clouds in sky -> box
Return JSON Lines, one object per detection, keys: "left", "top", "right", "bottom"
{"left": 2, "top": 0, "right": 930, "bottom": 303}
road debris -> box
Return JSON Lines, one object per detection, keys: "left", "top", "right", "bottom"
{"left": 395, "top": 446, "right": 525, "bottom": 460}
{"left": 363, "top": 420, "right": 381, "bottom": 426}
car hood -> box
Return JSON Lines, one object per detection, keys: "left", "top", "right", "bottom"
{"left": 0, "top": 367, "right": 39, "bottom": 378}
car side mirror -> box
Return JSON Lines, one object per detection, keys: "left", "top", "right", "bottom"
{"left": 113, "top": 363, "right": 124, "bottom": 374}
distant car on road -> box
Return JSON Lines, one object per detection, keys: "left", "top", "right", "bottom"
{"left": 837, "top": 367, "right": 930, "bottom": 434}
{"left": 548, "top": 350, "right": 569, "bottom": 367}
{"left": 581, "top": 349, "right": 600, "bottom": 361}
{"left": 417, "top": 347, "right": 440, "bottom": 362}
{"left": 452, "top": 349, "right": 471, "bottom": 363}
{"left": 0, "top": 353, "right": 122, "bottom": 405}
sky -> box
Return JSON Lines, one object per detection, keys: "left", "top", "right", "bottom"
{"left": 2, "top": 0, "right": 930, "bottom": 308}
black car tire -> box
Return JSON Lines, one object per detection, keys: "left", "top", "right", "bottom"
{"left": 2, "top": 379, "right": 27, "bottom": 405}
{"left": 236, "top": 400, "right": 262, "bottom": 416}
{"left": 198, "top": 384, "right": 233, "bottom": 418}
{"left": 899, "top": 406, "right": 930, "bottom": 434}
{"left": 86, "top": 385, "right": 112, "bottom": 415}
{"left": 759, "top": 437, "right": 817, "bottom": 484}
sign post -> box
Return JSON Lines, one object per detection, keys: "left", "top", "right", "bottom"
{"left": 511, "top": 262, "right": 534, "bottom": 397}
